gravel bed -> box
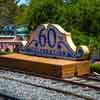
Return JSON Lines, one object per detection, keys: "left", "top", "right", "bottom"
{"left": 0, "top": 70, "right": 100, "bottom": 100}
{"left": 0, "top": 78, "right": 87, "bottom": 100}
{"left": 0, "top": 77, "right": 85, "bottom": 100}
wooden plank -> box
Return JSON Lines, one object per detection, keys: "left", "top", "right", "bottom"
{"left": 77, "top": 62, "right": 90, "bottom": 76}
{"left": 0, "top": 53, "right": 79, "bottom": 65}
{"left": 61, "top": 64, "right": 75, "bottom": 78}
{"left": 0, "top": 53, "right": 90, "bottom": 78}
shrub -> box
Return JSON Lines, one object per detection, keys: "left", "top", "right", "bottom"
{"left": 90, "top": 64, "right": 100, "bottom": 74}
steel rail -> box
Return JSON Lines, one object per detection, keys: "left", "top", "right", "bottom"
{"left": 78, "top": 75, "right": 100, "bottom": 82}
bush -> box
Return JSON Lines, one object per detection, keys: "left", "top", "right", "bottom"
{"left": 90, "top": 64, "right": 100, "bottom": 74}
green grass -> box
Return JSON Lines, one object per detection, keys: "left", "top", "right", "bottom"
{"left": 90, "top": 64, "right": 100, "bottom": 74}
{"left": 0, "top": 51, "right": 13, "bottom": 55}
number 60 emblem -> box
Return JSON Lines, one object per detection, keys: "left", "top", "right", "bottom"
{"left": 39, "top": 28, "right": 57, "bottom": 48}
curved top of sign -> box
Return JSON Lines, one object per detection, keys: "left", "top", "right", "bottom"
{"left": 20, "top": 24, "right": 89, "bottom": 60}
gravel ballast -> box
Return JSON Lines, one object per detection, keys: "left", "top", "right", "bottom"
{"left": 0, "top": 70, "right": 99, "bottom": 100}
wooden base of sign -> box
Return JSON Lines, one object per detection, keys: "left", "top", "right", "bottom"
{"left": 0, "top": 53, "right": 90, "bottom": 78}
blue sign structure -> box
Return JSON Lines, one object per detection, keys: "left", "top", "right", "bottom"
{"left": 20, "top": 24, "right": 89, "bottom": 60}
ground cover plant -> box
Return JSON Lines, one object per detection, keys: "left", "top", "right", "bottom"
{"left": 90, "top": 64, "right": 100, "bottom": 74}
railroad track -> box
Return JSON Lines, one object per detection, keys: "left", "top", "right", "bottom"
{"left": 0, "top": 74, "right": 96, "bottom": 100}
{"left": 0, "top": 68, "right": 100, "bottom": 100}
{"left": 64, "top": 76, "right": 100, "bottom": 91}
{"left": 0, "top": 67, "right": 100, "bottom": 90}
{"left": 79, "top": 75, "right": 100, "bottom": 82}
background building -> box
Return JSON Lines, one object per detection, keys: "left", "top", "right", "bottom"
{"left": 0, "top": 25, "right": 20, "bottom": 52}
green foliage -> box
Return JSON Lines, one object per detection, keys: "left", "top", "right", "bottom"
{"left": 90, "top": 64, "right": 100, "bottom": 74}
{"left": 64, "top": 0, "right": 100, "bottom": 35}
{"left": 15, "top": 4, "right": 28, "bottom": 25}
{"left": 71, "top": 29, "right": 89, "bottom": 45}
{"left": 26, "top": 0, "right": 66, "bottom": 30}
{"left": 89, "top": 37, "right": 100, "bottom": 49}
{"left": 1, "top": 0, "right": 100, "bottom": 49}
{"left": 17, "top": 0, "right": 99, "bottom": 50}
{"left": 0, "top": 0, "right": 18, "bottom": 26}
{"left": 23, "top": 0, "right": 100, "bottom": 37}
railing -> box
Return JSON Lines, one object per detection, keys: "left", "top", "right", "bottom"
{"left": 0, "top": 35, "right": 16, "bottom": 38}
{"left": 0, "top": 93, "right": 20, "bottom": 100}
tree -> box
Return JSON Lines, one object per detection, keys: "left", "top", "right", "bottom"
{"left": 12, "top": 0, "right": 100, "bottom": 48}
{"left": 15, "top": 4, "right": 28, "bottom": 25}
{"left": 0, "top": 0, "right": 18, "bottom": 27}
{"left": 25, "top": 0, "right": 66, "bottom": 30}
{"left": 64, "top": 0, "right": 100, "bottom": 36}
